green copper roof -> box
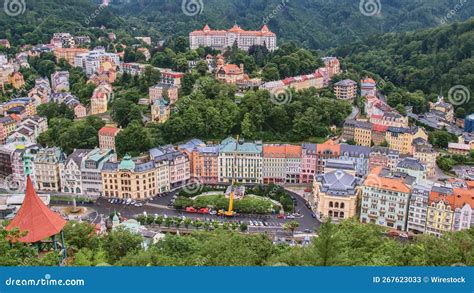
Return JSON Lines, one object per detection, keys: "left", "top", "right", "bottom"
{"left": 118, "top": 154, "right": 135, "bottom": 171}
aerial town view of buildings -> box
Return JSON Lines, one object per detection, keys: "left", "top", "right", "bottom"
{"left": 0, "top": 0, "right": 473, "bottom": 270}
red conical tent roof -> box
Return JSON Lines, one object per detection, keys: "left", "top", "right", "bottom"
{"left": 6, "top": 176, "right": 67, "bottom": 243}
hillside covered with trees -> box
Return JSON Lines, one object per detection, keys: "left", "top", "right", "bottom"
{"left": 1, "top": 0, "right": 473, "bottom": 49}
{"left": 112, "top": 0, "right": 474, "bottom": 49}
{"left": 338, "top": 18, "right": 474, "bottom": 115}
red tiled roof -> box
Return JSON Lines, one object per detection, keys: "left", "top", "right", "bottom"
{"left": 362, "top": 77, "right": 376, "bottom": 84}
{"left": 219, "top": 64, "right": 242, "bottom": 75}
{"left": 453, "top": 188, "right": 474, "bottom": 209}
{"left": 263, "top": 144, "right": 302, "bottom": 158}
{"left": 6, "top": 176, "right": 66, "bottom": 243}
{"left": 10, "top": 114, "right": 21, "bottom": 122}
{"left": 99, "top": 126, "right": 120, "bottom": 136}
{"left": 372, "top": 124, "right": 388, "bottom": 132}
{"left": 190, "top": 24, "right": 275, "bottom": 36}
{"left": 365, "top": 167, "right": 411, "bottom": 193}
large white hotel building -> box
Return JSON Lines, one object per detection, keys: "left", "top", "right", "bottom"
{"left": 189, "top": 24, "right": 277, "bottom": 52}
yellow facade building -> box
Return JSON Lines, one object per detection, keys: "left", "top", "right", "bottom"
{"left": 313, "top": 170, "right": 361, "bottom": 222}
{"left": 385, "top": 126, "right": 428, "bottom": 155}
{"left": 101, "top": 155, "right": 158, "bottom": 200}
{"left": 353, "top": 121, "right": 373, "bottom": 147}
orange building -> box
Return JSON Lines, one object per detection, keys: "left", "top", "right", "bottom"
{"left": 216, "top": 63, "right": 245, "bottom": 84}
{"left": 178, "top": 139, "right": 219, "bottom": 185}
{"left": 263, "top": 144, "right": 302, "bottom": 184}
{"left": 8, "top": 72, "right": 25, "bottom": 89}
{"left": 316, "top": 140, "right": 341, "bottom": 174}
{"left": 98, "top": 126, "right": 121, "bottom": 151}
{"left": 54, "top": 48, "right": 89, "bottom": 65}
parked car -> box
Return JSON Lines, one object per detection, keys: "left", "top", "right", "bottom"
{"left": 185, "top": 207, "right": 198, "bottom": 213}
{"left": 311, "top": 213, "right": 316, "bottom": 218}
{"left": 287, "top": 215, "right": 295, "bottom": 219}
{"left": 198, "top": 207, "right": 210, "bottom": 214}
{"left": 277, "top": 214, "right": 286, "bottom": 219}
{"left": 209, "top": 210, "right": 217, "bottom": 215}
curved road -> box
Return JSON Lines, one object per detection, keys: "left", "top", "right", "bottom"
{"left": 57, "top": 188, "right": 321, "bottom": 233}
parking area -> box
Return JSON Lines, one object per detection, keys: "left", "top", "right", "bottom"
{"left": 53, "top": 188, "right": 321, "bottom": 233}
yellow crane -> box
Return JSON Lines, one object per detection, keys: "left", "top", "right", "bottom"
{"left": 220, "top": 135, "right": 238, "bottom": 217}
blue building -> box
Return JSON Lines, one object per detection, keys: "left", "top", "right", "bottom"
{"left": 464, "top": 114, "right": 474, "bottom": 133}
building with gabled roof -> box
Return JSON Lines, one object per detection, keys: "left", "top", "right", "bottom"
{"left": 60, "top": 149, "right": 90, "bottom": 194}
{"left": 33, "top": 147, "right": 66, "bottom": 192}
{"left": 315, "top": 140, "right": 341, "bottom": 174}
{"left": 99, "top": 125, "right": 120, "bottom": 151}
{"left": 396, "top": 157, "right": 427, "bottom": 184}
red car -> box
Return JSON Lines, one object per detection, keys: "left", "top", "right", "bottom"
{"left": 277, "top": 214, "right": 286, "bottom": 219}
{"left": 185, "top": 207, "right": 197, "bottom": 213}
{"left": 198, "top": 207, "right": 210, "bottom": 214}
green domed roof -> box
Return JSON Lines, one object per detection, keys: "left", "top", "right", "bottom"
{"left": 118, "top": 154, "right": 135, "bottom": 171}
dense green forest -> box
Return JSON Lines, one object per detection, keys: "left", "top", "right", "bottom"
{"left": 2, "top": 219, "right": 473, "bottom": 266}
{"left": 338, "top": 18, "right": 474, "bottom": 114}
{"left": 1, "top": 0, "right": 473, "bottom": 49}
{"left": 111, "top": 0, "right": 474, "bottom": 49}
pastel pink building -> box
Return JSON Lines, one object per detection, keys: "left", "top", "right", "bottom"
{"left": 150, "top": 145, "right": 190, "bottom": 190}
{"left": 300, "top": 143, "right": 317, "bottom": 183}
